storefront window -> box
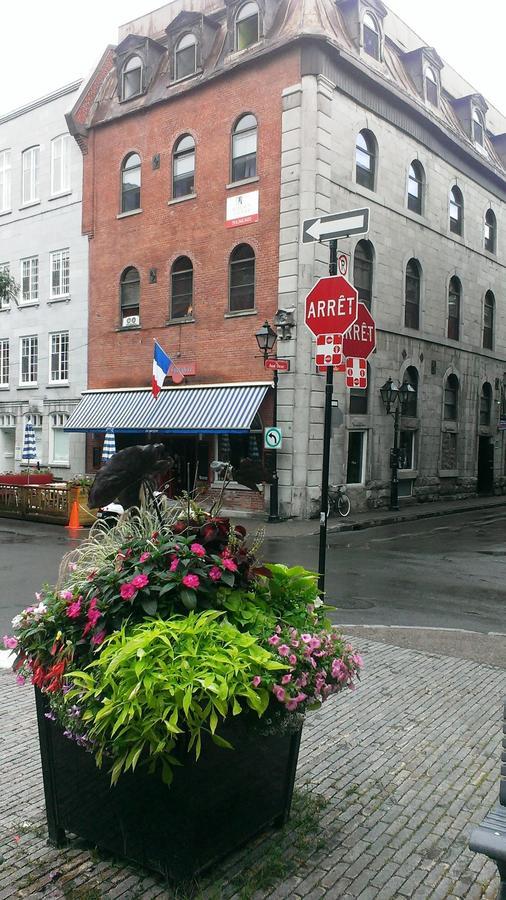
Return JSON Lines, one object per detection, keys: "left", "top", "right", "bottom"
{"left": 216, "top": 415, "right": 262, "bottom": 477}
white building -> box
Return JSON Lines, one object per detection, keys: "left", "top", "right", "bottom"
{"left": 0, "top": 81, "right": 88, "bottom": 477}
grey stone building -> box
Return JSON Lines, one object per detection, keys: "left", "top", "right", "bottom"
{"left": 0, "top": 82, "right": 88, "bottom": 478}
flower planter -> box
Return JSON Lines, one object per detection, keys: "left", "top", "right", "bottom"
{"left": 35, "top": 689, "right": 302, "bottom": 882}
{"left": 0, "top": 474, "right": 54, "bottom": 486}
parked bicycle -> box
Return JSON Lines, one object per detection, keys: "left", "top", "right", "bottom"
{"left": 327, "top": 484, "right": 351, "bottom": 518}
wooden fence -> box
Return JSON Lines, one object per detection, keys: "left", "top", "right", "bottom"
{"left": 0, "top": 484, "right": 96, "bottom": 526}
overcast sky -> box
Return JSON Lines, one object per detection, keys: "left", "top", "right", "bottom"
{"left": 1, "top": 1, "right": 505, "bottom": 117}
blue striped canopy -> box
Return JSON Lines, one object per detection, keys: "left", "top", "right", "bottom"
{"left": 64, "top": 384, "right": 269, "bottom": 435}
{"left": 101, "top": 429, "right": 116, "bottom": 463}
{"left": 22, "top": 421, "right": 37, "bottom": 463}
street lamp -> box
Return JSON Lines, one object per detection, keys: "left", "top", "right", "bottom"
{"left": 379, "top": 377, "right": 413, "bottom": 511}
{"left": 255, "top": 320, "right": 279, "bottom": 521}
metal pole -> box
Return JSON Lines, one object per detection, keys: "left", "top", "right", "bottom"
{"left": 268, "top": 367, "right": 279, "bottom": 521}
{"left": 390, "top": 404, "right": 400, "bottom": 510}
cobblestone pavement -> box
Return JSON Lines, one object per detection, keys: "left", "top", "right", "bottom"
{"left": 1, "top": 638, "right": 504, "bottom": 899}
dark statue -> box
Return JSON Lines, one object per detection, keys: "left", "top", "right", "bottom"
{"left": 88, "top": 443, "right": 172, "bottom": 510}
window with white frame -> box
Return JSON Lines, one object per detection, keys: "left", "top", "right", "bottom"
{"left": 21, "top": 256, "right": 39, "bottom": 303}
{"left": 122, "top": 56, "right": 143, "bottom": 100}
{"left": 22, "top": 146, "right": 40, "bottom": 205}
{"left": 0, "top": 262, "right": 11, "bottom": 309}
{"left": 50, "top": 412, "right": 70, "bottom": 465}
{"left": 51, "top": 135, "right": 71, "bottom": 195}
{"left": 0, "top": 339, "right": 9, "bottom": 385}
{"left": 0, "top": 413, "right": 15, "bottom": 427}
{"left": 0, "top": 150, "right": 11, "bottom": 212}
{"left": 20, "top": 336, "right": 38, "bottom": 385}
{"left": 49, "top": 332, "right": 69, "bottom": 383}
{"left": 50, "top": 249, "right": 70, "bottom": 298}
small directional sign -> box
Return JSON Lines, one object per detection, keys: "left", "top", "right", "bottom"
{"left": 302, "top": 207, "right": 370, "bottom": 244}
{"left": 264, "top": 427, "right": 282, "bottom": 450}
{"left": 264, "top": 358, "right": 290, "bottom": 372}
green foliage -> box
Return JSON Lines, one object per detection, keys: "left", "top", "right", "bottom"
{"left": 0, "top": 270, "right": 17, "bottom": 305}
{"left": 67, "top": 611, "right": 288, "bottom": 785}
{"left": 262, "top": 564, "right": 330, "bottom": 628}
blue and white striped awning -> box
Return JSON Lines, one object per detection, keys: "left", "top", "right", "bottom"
{"left": 65, "top": 383, "right": 270, "bottom": 435}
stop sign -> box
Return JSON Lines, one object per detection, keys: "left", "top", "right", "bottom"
{"left": 342, "top": 302, "right": 376, "bottom": 360}
{"left": 305, "top": 276, "right": 358, "bottom": 337}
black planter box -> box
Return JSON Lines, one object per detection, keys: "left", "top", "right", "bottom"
{"left": 34, "top": 690, "right": 302, "bottom": 881}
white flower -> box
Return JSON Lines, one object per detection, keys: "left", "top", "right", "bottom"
{"left": 32, "top": 602, "right": 47, "bottom": 617}
{"left": 313, "top": 596, "right": 323, "bottom": 608}
{"left": 11, "top": 614, "right": 23, "bottom": 628}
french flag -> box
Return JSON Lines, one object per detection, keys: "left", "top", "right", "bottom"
{"left": 152, "top": 341, "right": 172, "bottom": 398}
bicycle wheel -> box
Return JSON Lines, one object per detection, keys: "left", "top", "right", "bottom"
{"left": 337, "top": 493, "right": 351, "bottom": 517}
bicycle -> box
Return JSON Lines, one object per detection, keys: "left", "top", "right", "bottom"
{"left": 328, "top": 484, "right": 351, "bottom": 518}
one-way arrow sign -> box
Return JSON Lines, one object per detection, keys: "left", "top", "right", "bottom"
{"left": 302, "top": 207, "right": 370, "bottom": 244}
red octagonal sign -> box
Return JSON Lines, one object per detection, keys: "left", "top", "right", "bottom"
{"left": 342, "top": 302, "right": 376, "bottom": 360}
{"left": 305, "top": 276, "right": 358, "bottom": 337}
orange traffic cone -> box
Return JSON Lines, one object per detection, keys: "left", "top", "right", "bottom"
{"left": 67, "top": 500, "right": 80, "bottom": 529}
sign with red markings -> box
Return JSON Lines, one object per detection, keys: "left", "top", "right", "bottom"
{"left": 315, "top": 333, "right": 343, "bottom": 367}
{"left": 345, "top": 357, "right": 367, "bottom": 388}
{"left": 342, "top": 302, "right": 376, "bottom": 361}
{"left": 304, "top": 276, "right": 358, "bottom": 337}
{"left": 264, "top": 358, "right": 290, "bottom": 372}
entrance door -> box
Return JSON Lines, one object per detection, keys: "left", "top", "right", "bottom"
{"left": 477, "top": 436, "right": 494, "bottom": 493}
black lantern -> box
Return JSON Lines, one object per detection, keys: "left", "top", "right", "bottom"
{"left": 379, "top": 377, "right": 396, "bottom": 413}
{"left": 255, "top": 321, "right": 277, "bottom": 359}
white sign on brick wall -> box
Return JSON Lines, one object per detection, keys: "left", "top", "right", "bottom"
{"left": 226, "top": 190, "right": 259, "bottom": 228}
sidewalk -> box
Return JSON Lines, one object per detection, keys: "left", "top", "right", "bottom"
{"left": 1, "top": 637, "right": 504, "bottom": 899}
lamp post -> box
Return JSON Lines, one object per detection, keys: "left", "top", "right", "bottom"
{"left": 255, "top": 320, "right": 279, "bottom": 521}
{"left": 379, "top": 377, "right": 412, "bottom": 511}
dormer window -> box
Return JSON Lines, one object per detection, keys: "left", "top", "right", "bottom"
{"left": 363, "top": 12, "right": 380, "bottom": 61}
{"left": 473, "top": 108, "right": 485, "bottom": 146}
{"left": 425, "top": 66, "right": 438, "bottom": 106}
{"left": 175, "top": 33, "right": 197, "bottom": 80}
{"left": 236, "top": 2, "right": 259, "bottom": 51}
{"left": 122, "top": 56, "right": 143, "bottom": 100}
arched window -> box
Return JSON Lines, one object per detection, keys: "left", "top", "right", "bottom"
{"left": 404, "top": 259, "right": 421, "bottom": 330}
{"left": 121, "top": 153, "right": 141, "bottom": 213}
{"left": 172, "top": 135, "right": 195, "bottom": 198}
{"left": 229, "top": 244, "right": 255, "bottom": 312}
{"left": 175, "top": 33, "right": 197, "bottom": 80}
{"left": 447, "top": 276, "right": 461, "bottom": 341}
{"left": 485, "top": 209, "right": 496, "bottom": 253}
{"left": 363, "top": 12, "right": 380, "bottom": 60}
{"left": 236, "top": 2, "right": 259, "bottom": 50}
{"left": 483, "top": 291, "right": 495, "bottom": 349}
{"left": 425, "top": 66, "right": 438, "bottom": 106}
{"left": 120, "top": 267, "right": 140, "bottom": 325}
{"left": 407, "top": 160, "right": 424, "bottom": 215}
{"left": 449, "top": 185, "right": 463, "bottom": 235}
{"left": 480, "top": 382, "right": 492, "bottom": 426}
{"left": 355, "top": 130, "right": 376, "bottom": 191}
{"left": 473, "top": 108, "right": 484, "bottom": 146}
{"left": 349, "top": 362, "right": 370, "bottom": 414}
{"left": 231, "top": 114, "right": 257, "bottom": 182}
{"left": 122, "top": 56, "right": 143, "bottom": 100}
{"left": 353, "top": 240, "right": 374, "bottom": 310}
{"left": 171, "top": 256, "right": 193, "bottom": 319}
{"left": 444, "top": 374, "right": 459, "bottom": 421}
{"left": 402, "top": 366, "right": 418, "bottom": 417}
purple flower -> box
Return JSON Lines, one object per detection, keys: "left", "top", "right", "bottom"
{"left": 278, "top": 644, "right": 290, "bottom": 657}
{"left": 44, "top": 711, "right": 56, "bottom": 721}
{"left": 281, "top": 674, "right": 292, "bottom": 685}
{"left": 251, "top": 675, "right": 262, "bottom": 687}
{"left": 272, "top": 685, "right": 286, "bottom": 702}
{"left": 2, "top": 635, "right": 17, "bottom": 650}
{"left": 60, "top": 590, "right": 73, "bottom": 601}
{"left": 268, "top": 635, "right": 280, "bottom": 646}
{"left": 288, "top": 654, "right": 297, "bottom": 666}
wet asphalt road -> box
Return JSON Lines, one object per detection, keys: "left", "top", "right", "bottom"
{"left": 0, "top": 509, "right": 504, "bottom": 645}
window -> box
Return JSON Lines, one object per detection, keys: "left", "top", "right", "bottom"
{"left": 120, "top": 267, "right": 140, "bottom": 324}
{"left": 363, "top": 12, "right": 380, "bottom": 60}
{"left": 235, "top": 2, "right": 259, "bottom": 51}
{"left": 407, "top": 161, "right": 424, "bottom": 214}
{"left": 402, "top": 367, "right": 418, "bottom": 417}
{"left": 0, "top": 150, "right": 11, "bottom": 212}
{"left": 353, "top": 240, "right": 373, "bottom": 310}
{"left": 355, "top": 130, "right": 376, "bottom": 190}
{"left": 50, "top": 249, "right": 70, "bottom": 298}
{"left": 399, "top": 431, "right": 415, "bottom": 470}
{"left": 20, "top": 336, "right": 38, "bottom": 385}
{"left": 0, "top": 413, "right": 15, "bottom": 427}
{"left": 441, "top": 431, "right": 458, "bottom": 469}
{"left": 50, "top": 413, "right": 70, "bottom": 465}
{"left": 121, "top": 153, "right": 141, "bottom": 213}
{"left": 172, "top": 135, "right": 195, "bottom": 198}
{"left": 0, "top": 262, "right": 11, "bottom": 309}
{"left": 0, "top": 339, "right": 9, "bottom": 385}
{"left": 480, "top": 383, "right": 492, "bottom": 427}
{"left": 50, "top": 332, "right": 69, "bottom": 383}
{"left": 349, "top": 363, "right": 369, "bottom": 414}
{"left": 22, "top": 146, "right": 40, "bottom": 205}
{"left": 444, "top": 374, "right": 459, "bottom": 421}
{"left": 449, "top": 185, "right": 463, "bottom": 235}
{"left": 483, "top": 291, "right": 494, "bottom": 350}
{"left": 171, "top": 256, "right": 193, "bottom": 319}
{"left": 346, "top": 431, "right": 366, "bottom": 484}
{"left": 175, "top": 33, "right": 197, "bottom": 80}
{"left": 404, "top": 259, "right": 421, "bottom": 329}
{"left": 473, "top": 108, "right": 484, "bottom": 147}
{"left": 21, "top": 256, "right": 38, "bottom": 303}
{"left": 229, "top": 244, "right": 255, "bottom": 312}
{"left": 51, "top": 135, "right": 71, "bottom": 195}
{"left": 231, "top": 114, "right": 257, "bottom": 182}
{"left": 425, "top": 66, "right": 438, "bottom": 106}
{"left": 216, "top": 414, "right": 262, "bottom": 477}
{"left": 447, "top": 276, "right": 461, "bottom": 341}
{"left": 122, "top": 56, "right": 143, "bottom": 100}
{"left": 485, "top": 209, "right": 496, "bottom": 253}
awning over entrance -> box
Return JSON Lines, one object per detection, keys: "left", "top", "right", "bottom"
{"left": 64, "top": 383, "right": 270, "bottom": 435}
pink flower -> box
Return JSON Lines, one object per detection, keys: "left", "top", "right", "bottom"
{"left": 281, "top": 674, "right": 292, "bottom": 685}
{"left": 291, "top": 640, "right": 300, "bottom": 648}
{"left": 190, "top": 543, "right": 206, "bottom": 557}
{"left": 272, "top": 685, "right": 286, "bottom": 702}
{"left": 278, "top": 644, "right": 290, "bottom": 657}
{"left": 209, "top": 566, "right": 222, "bottom": 581}
{"left": 182, "top": 573, "right": 200, "bottom": 589}
{"left": 139, "top": 552, "right": 151, "bottom": 563}
{"left": 251, "top": 675, "right": 262, "bottom": 687}
{"left": 2, "top": 635, "right": 17, "bottom": 650}
{"left": 68, "top": 562, "right": 77, "bottom": 572}
{"left": 91, "top": 630, "right": 106, "bottom": 647}
{"left": 16, "top": 674, "right": 26, "bottom": 685}
{"left": 301, "top": 634, "right": 312, "bottom": 644}
{"left": 268, "top": 635, "right": 280, "bottom": 646}
{"left": 295, "top": 692, "right": 307, "bottom": 703}
{"left": 66, "top": 599, "right": 82, "bottom": 619}
{"left": 222, "top": 557, "right": 238, "bottom": 572}
{"left": 120, "top": 582, "right": 137, "bottom": 601}
{"left": 275, "top": 625, "right": 282, "bottom": 634}
{"left": 124, "top": 548, "right": 133, "bottom": 559}
{"left": 352, "top": 653, "right": 364, "bottom": 668}
{"left": 60, "top": 590, "right": 73, "bottom": 601}
{"left": 288, "top": 654, "right": 297, "bottom": 666}
{"left": 286, "top": 699, "right": 299, "bottom": 711}
{"left": 169, "top": 558, "right": 179, "bottom": 572}
{"left": 83, "top": 598, "right": 102, "bottom": 636}
{"left": 131, "top": 574, "right": 149, "bottom": 589}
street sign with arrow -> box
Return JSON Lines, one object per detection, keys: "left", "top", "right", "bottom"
{"left": 302, "top": 207, "right": 370, "bottom": 244}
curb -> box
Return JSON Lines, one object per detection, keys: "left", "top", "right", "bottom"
{"left": 322, "top": 497, "right": 506, "bottom": 535}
